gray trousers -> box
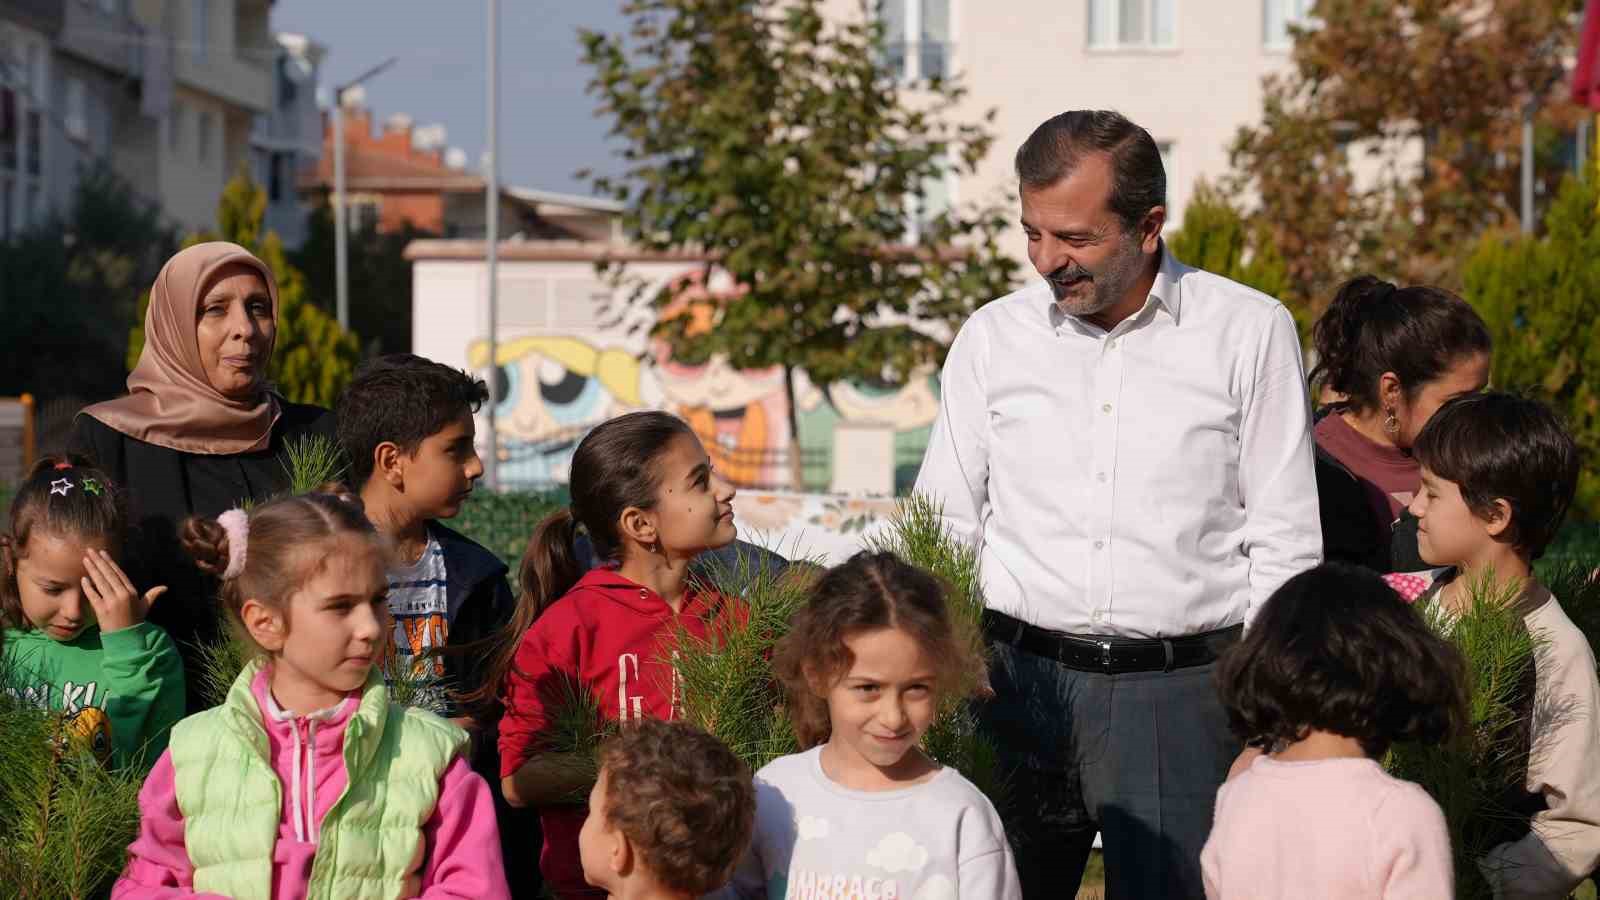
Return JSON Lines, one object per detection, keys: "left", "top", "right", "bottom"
{"left": 979, "top": 637, "right": 1240, "bottom": 899}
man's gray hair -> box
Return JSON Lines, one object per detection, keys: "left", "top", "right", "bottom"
{"left": 1015, "top": 110, "right": 1166, "bottom": 233}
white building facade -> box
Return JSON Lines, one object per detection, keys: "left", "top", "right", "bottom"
{"left": 826, "top": 0, "right": 1314, "bottom": 254}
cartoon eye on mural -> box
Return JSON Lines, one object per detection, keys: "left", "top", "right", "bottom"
{"left": 795, "top": 367, "right": 942, "bottom": 493}
{"left": 467, "top": 335, "right": 648, "bottom": 487}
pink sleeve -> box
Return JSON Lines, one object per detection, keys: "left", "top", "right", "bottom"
{"left": 417, "top": 756, "right": 512, "bottom": 899}
{"left": 1372, "top": 783, "right": 1453, "bottom": 900}
{"left": 110, "top": 751, "right": 229, "bottom": 900}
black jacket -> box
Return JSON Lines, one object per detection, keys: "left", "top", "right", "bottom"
{"left": 1314, "top": 433, "right": 1426, "bottom": 575}
{"left": 427, "top": 519, "right": 516, "bottom": 711}
{"left": 69, "top": 401, "right": 336, "bottom": 711}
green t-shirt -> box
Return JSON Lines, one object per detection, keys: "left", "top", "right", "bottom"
{"left": 1, "top": 621, "right": 186, "bottom": 771}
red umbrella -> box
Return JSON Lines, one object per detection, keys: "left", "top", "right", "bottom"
{"left": 1575, "top": 0, "right": 1600, "bottom": 109}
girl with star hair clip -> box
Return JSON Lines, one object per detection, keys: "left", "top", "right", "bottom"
{"left": 0, "top": 455, "right": 185, "bottom": 772}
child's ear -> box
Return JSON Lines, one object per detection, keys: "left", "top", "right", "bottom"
{"left": 374, "top": 441, "right": 405, "bottom": 489}
{"left": 612, "top": 829, "right": 634, "bottom": 877}
{"left": 1483, "top": 498, "right": 1514, "bottom": 540}
{"left": 240, "top": 599, "right": 287, "bottom": 652}
{"left": 617, "top": 506, "right": 658, "bottom": 550}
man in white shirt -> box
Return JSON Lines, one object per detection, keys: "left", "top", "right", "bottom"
{"left": 915, "top": 110, "right": 1321, "bottom": 899}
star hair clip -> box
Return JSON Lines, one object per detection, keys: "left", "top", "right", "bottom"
{"left": 49, "top": 478, "right": 73, "bottom": 497}
{"left": 81, "top": 477, "right": 103, "bottom": 497}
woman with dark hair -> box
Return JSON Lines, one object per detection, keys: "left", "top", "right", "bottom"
{"left": 1309, "top": 275, "right": 1491, "bottom": 572}
{"left": 68, "top": 242, "right": 336, "bottom": 710}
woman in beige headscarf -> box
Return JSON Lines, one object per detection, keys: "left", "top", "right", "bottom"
{"left": 69, "top": 242, "right": 336, "bottom": 709}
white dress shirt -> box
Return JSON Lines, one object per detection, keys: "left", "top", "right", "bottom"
{"left": 914, "top": 248, "right": 1322, "bottom": 638}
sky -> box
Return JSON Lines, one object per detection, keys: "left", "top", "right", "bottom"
{"left": 272, "top": 0, "right": 631, "bottom": 197}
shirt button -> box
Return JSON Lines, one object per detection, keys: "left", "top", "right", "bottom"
{"left": 1094, "top": 540, "right": 1105, "bottom": 550}
{"left": 1092, "top": 610, "right": 1105, "bottom": 623}
{"left": 1096, "top": 472, "right": 1108, "bottom": 483}
{"left": 1101, "top": 403, "right": 1113, "bottom": 413}
{"left": 1107, "top": 339, "right": 1118, "bottom": 349}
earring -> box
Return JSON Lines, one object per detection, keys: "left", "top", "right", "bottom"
{"left": 1383, "top": 410, "right": 1400, "bottom": 436}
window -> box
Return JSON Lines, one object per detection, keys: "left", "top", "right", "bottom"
{"left": 169, "top": 102, "right": 185, "bottom": 152}
{"left": 268, "top": 151, "right": 287, "bottom": 203}
{"left": 64, "top": 78, "right": 87, "bottom": 142}
{"left": 348, "top": 198, "right": 379, "bottom": 233}
{"left": 906, "top": 153, "right": 955, "bottom": 243}
{"left": 878, "top": 0, "right": 951, "bottom": 83}
{"left": 1263, "top": 0, "right": 1313, "bottom": 49}
{"left": 24, "top": 108, "right": 39, "bottom": 174}
{"left": 1088, "top": 0, "right": 1176, "bottom": 49}
{"left": 197, "top": 110, "right": 212, "bottom": 162}
{"left": 192, "top": 0, "right": 208, "bottom": 63}
{"left": 0, "top": 88, "right": 15, "bottom": 174}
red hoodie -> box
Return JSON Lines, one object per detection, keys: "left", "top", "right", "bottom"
{"left": 497, "top": 567, "right": 739, "bottom": 898}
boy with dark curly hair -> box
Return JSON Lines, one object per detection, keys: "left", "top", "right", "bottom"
{"left": 578, "top": 719, "right": 756, "bottom": 899}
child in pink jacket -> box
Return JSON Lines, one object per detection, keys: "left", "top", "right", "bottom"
{"left": 113, "top": 493, "right": 509, "bottom": 899}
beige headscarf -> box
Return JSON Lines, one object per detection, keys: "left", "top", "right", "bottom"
{"left": 82, "top": 242, "right": 283, "bottom": 455}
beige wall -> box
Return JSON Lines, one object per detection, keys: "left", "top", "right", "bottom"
{"left": 127, "top": 0, "right": 272, "bottom": 233}
{"left": 820, "top": 0, "right": 1299, "bottom": 268}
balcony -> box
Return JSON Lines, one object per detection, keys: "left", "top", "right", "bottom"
{"left": 173, "top": 52, "right": 270, "bottom": 113}
{"left": 58, "top": 1, "right": 144, "bottom": 79}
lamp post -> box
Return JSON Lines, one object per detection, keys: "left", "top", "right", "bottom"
{"left": 485, "top": 0, "right": 501, "bottom": 491}
{"left": 332, "top": 56, "right": 397, "bottom": 331}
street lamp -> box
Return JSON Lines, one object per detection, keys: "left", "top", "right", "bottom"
{"left": 485, "top": 0, "right": 501, "bottom": 491}
{"left": 333, "top": 56, "right": 398, "bottom": 331}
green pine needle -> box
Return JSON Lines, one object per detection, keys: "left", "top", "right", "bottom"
{"left": 279, "top": 433, "right": 348, "bottom": 495}
{"left": 0, "top": 658, "right": 144, "bottom": 900}
{"left": 1385, "top": 569, "right": 1545, "bottom": 899}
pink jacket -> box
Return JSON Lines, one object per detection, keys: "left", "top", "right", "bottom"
{"left": 112, "top": 668, "right": 510, "bottom": 899}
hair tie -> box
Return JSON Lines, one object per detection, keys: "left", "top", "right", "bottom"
{"left": 54, "top": 461, "right": 72, "bottom": 470}
{"left": 216, "top": 508, "right": 250, "bottom": 580}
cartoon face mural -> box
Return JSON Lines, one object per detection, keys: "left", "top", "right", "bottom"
{"left": 652, "top": 341, "right": 791, "bottom": 489}
{"left": 457, "top": 267, "right": 939, "bottom": 494}
{"left": 467, "top": 335, "right": 649, "bottom": 486}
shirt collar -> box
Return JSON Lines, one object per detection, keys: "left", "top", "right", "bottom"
{"left": 1045, "top": 240, "right": 1182, "bottom": 332}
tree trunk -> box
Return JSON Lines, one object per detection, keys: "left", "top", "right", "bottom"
{"left": 783, "top": 365, "right": 805, "bottom": 492}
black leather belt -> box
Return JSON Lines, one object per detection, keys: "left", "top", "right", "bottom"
{"left": 982, "top": 609, "right": 1242, "bottom": 674}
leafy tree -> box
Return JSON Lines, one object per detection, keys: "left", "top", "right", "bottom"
{"left": 1461, "top": 173, "right": 1600, "bottom": 517}
{"left": 293, "top": 198, "right": 430, "bottom": 356}
{"left": 580, "top": 0, "right": 1020, "bottom": 480}
{"left": 128, "top": 171, "right": 360, "bottom": 408}
{"left": 1166, "top": 180, "right": 1292, "bottom": 322}
{"left": 0, "top": 164, "right": 175, "bottom": 404}
{"left": 1228, "top": 0, "right": 1581, "bottom": 318}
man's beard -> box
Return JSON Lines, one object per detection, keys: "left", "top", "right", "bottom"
{"left": 1046, "top": 235, "right": 1146, "bottom": 319}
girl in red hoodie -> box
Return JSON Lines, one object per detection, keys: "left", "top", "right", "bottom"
{"left": 485, "top": 411, "right": 741, "bottom": 898}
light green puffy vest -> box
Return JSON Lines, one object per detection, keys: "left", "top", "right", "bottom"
{"left": 168, "top": 659, "right": 468, "bottom": 900}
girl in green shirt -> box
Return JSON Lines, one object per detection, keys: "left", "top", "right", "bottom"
{"left": 1, "top": 455, "right": 184, "bottom": 771}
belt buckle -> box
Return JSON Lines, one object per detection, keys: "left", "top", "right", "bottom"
{"left": 1098, "top": 640, "right": 1113, "bottom": 670}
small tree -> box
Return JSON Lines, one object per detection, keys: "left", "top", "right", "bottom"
{"left": 293, "top": 199, "right": 429, "bottom": 356}
{"left": 1166, "top": 180, "right": 1292, "bottom": 323}
{"left": 1228, "top": 0, "right": 1580, "bottom": 317}
{"left": 128, "top": 171, "right": 360, "bottom": 407}
{"left": 581, "top": 0, "right": 1020, "bottom": 481}
{"left": 0, "top": 164, "right": 175, "bottom": 404}
{"left": 1461, "top": 173, "right": 1600, "bottom": 517}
